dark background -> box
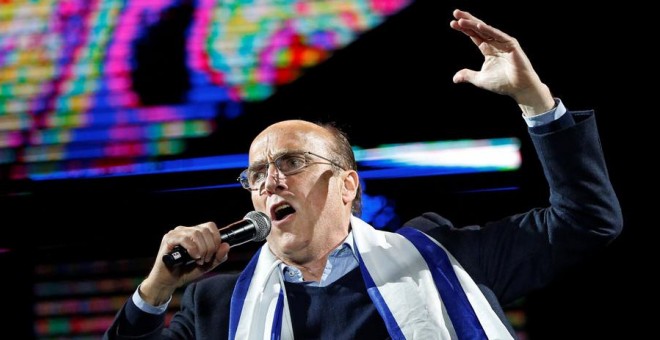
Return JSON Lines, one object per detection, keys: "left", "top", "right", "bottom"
{"left": 1, "top": 0, "right": 645, "bottom": 338}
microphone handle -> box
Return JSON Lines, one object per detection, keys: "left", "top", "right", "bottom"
{"left": 162, "top": 245, "right": 196, "bottom": 268}
{"left": 220, "top": 223, "right": 257, "bottom": 247}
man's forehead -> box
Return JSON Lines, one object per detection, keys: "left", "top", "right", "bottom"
{"left": 250, "top": 128, "right": 306, "bottom": 151}
{"left": 249, "top": 127, "right": 328, "bottom": 160}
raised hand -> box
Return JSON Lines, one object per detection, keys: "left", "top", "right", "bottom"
{"left": 450, "top": 9, "right": 555, "bottom": 116}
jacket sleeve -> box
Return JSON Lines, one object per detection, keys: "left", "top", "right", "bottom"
{"left": 103, "top": 281, "right": 201, "bottom": 340}
{"left": 103, "top": 274, "right": 236, "bottom": 340}
{"left": 102, "top": 290, "right": 170, "bottom": 340}
{"left": 405, "top": 110, "right": 623, "bottom": 305}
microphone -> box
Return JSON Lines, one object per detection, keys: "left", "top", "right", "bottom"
{"left": 162, "top": 211, "right": 271, "bottom": 268}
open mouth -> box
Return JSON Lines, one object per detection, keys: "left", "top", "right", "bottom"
{"left": 272, "top": 204, "right": 296, "bottom": 221}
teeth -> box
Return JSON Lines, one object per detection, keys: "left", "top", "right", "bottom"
{"left": 274, "top": 204, "right": 290, "bottom": 212}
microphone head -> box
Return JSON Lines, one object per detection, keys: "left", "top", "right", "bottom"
{"left": 244, "top": 210, "right": 271, "bottom": 241}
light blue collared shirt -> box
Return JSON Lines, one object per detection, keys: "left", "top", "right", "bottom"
{"left": 281, "top": 232, "right": 359, "bottom": 287}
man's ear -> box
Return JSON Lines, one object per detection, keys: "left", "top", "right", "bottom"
{"left": 341, "top": 170, "right": 359, "bottom": 204}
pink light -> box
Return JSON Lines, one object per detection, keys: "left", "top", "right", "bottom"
{"left": 137, "top": 106, "right": 179, "bottom": 122}
{"left": 340, "top": 11, "right": 362, "bottom": 31}
{"left": 371, "top": 0, "right": 408, "bottom": 15}
{"left": 188, "top": 0, "right": 226, "bottom": 86}
{"left": 106, "top": 77, "right": 131, "bottom": 91}
{"left": 1, "top": 131, "right": 23, "bottom": 148}
{"left": 104, "top": 60, "right": 130, "bottom": 74}
{"left": 295, "top": 1, "right": 311, "bottom": 15}
{"left": 254, "top": 63, "right": 275, "bottom": 83}
{"left": 109, "top": 125, "right": 142, "bottom": 140}
{"left": 104, "top": 141, "right": 150, "bottom": 158}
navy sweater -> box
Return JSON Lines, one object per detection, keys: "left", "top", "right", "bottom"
{"left": 285, "top": 267, "right": 390, "bottom": 339}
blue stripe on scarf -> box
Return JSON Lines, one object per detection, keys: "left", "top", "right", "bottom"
{"left": 354, "top": 243, "right": 406, "bottom": 340}
{"left": 398, "top": 227, "right": 488, "bottom": 339}
{"left": 229, "top": 247, "right": 262, "bottom": 340}
{"left": 271, "top": 289, "right": 284, "bottom": 340}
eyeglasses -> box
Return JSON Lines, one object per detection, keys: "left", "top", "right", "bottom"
{"left": 237, "top": 151, "right": 345, "bottom": 191}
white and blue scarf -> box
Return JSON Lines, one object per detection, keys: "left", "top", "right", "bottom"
{"left": 228, "top": 216, "right": 513, "bottom": 340}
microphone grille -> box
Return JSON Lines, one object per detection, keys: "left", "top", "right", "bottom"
{"left": 244, "top": 210, "right": 272, "bottom": 241}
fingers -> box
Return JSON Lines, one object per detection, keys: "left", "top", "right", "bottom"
{"left": 452, "top": 9, "right": 483, "bottom": 25}
{"left": 165, "top": 222, "right": 224, "bottom": 266}
{"left": 450, "top": 9, "right": 510, "bottom": 44}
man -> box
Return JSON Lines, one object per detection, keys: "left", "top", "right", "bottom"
{"left": 104, "top": 9, "right": 623, "bottom": 339}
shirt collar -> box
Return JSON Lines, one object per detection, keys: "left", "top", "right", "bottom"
{"left": 279, "top": 230, "right": 357, "bottom": 284}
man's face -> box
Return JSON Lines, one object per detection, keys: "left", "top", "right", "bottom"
{"left": 247, "top": 120, "right": 352, "bottom": 264}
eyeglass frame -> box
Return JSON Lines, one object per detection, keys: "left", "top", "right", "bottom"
{"left": 237, "top": 151, "right": 346, "bottom": 191}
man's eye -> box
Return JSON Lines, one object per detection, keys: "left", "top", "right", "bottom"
{"left": 280, "top": 155, "right": 305, "bottom": 171}
{"left": 249, "top": 170, "right": 267, "bottom": 183}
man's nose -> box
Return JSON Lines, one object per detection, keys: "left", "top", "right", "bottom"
{"left": 262, "top": 163, "right": 281, "bottom": 194}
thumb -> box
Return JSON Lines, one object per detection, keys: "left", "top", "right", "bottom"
{"left": 452, "top": 68, "right": 478, "bottom": 84}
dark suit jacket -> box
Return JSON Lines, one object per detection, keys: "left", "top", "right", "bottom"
{"left": 104, "top": 111, "right": 623, "bottom": 339}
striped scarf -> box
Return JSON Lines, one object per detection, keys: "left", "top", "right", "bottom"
{"left": 228, "top": 215, "right": 513, "bottom": 339}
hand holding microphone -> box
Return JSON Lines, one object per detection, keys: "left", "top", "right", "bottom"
{"left": 162, "top": 211, "right": 271, "bottom": 268}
